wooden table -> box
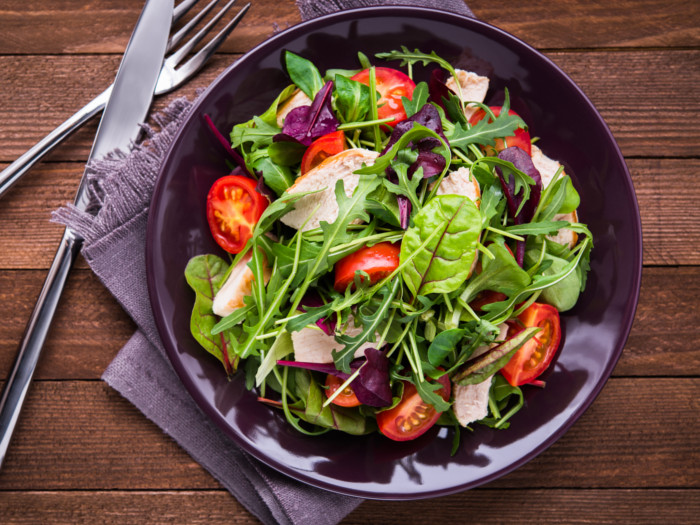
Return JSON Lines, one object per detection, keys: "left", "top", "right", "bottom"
{"left": 1, "top": 1, "right": 698, "bottom": 522}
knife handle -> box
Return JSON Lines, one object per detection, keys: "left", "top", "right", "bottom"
{"left": 0, "top": 228, "right": 82, "bottom": 469}
{"left": 0, "top": 87, "right": 111, "bottom": 201}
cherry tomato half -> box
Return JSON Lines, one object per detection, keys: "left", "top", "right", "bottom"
{"left": 377, "top": 373, "right": 451, "bottom": 441}
{"left": 324, "top": 374, "right": 362, "bottom": 407}
{"left": 501, "top": 302, "right": 562, "bottom": 386}
{"left": 300, "top": 130, "right": 345, "bottom": 175}
{"left": 468, "top": 106, "right": 532, "bottom": 156}
{"left": 206, "top": 175, "right": 269, "bottom": 254}
{"left": 351, "top": 67, "right": 416, "bottom": 127}
{"left": 334, "top": 242, "right": 400, "bottom": 292}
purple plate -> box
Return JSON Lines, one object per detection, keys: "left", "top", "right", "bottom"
{"left": 146, "top": 7, "right": 642, "bottom": 499}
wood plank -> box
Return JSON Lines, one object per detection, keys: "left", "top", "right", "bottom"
{"left": 0, "top": 0, "right": 298, "bottom": 55}
{"left": 0, "top": 489, "right": 697, "bottom": 524}
{"left": 0, "top": 378, "right": 696, "bottom": 490}
{"left": 0, "top": 0, "right": 698, "bottom": 54}
{"left": 1, "top": 266, "right": 699, "bottom": 381}
{"left": 0, "top": 270, "right": 136, "bottom": 379}
{"left": 1, "top": 50, "right": 697, "bottom": 163}
{"left": 1, "top": 157, "right": 697, "bottom": 271}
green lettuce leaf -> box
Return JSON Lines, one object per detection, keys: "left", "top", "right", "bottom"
{"left": 400, "top": 195, "right": 481, "bottom": 296}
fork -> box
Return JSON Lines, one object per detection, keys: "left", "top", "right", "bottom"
{"left": 0, "top": 0, "right": 250, "bottom": 200}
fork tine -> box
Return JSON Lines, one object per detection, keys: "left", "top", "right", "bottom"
{"left": 174, "top": 2, "right": 250, "bottom": 75}
{"left": 168, "top": 0, "right": 220, "bottom": 53}
{"left": 173, "top": 0, "right": 199, "bottom": 22}
{"left": 168, "top": 0, "right": 240, "bottom": 66}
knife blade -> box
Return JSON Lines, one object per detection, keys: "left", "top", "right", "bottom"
{"left": 0, "top": 0, "right": 174, "bottom": 469}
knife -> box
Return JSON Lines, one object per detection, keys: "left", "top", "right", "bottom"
{"left": 0, "top": 0, "right": 174, "bottom": 469}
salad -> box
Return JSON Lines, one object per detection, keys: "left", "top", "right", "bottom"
{"left": 184, "top": 47, "right": 592, "bottom": 445}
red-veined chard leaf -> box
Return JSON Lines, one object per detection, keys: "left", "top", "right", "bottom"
{"left": 400, "top": 195, "right": 482, "bottom": 296}
{"left": 184, "top": 254, "right": 236, "bottom": 374}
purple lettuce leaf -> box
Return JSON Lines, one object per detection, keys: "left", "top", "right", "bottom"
{"left": 202, "top": 114, "right": 253, "bottom": 178}
{"left": 408, "top": 151, "right": 446, "bottom": 179}
{"left": 277, "top": 348, "right": 392, "bottom": 407}
{"left": 276, "top": 81, "right": 338, "bottom": 146}
{"left": 428, "top": 68, "right": 450, "bottom": 112}
{"left": 352, "top": 347, "right": 393, "bottom": 407}
{"left": 495, "top": 146, "right": 543, "bottom": 266}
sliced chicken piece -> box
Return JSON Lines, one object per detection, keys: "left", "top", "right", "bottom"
{"left": 453, "top": 376, "right": 493, "bottom": 427}
{"left": 433, "top": 166, "right": 481, "bottom": 207}
{"left": 291, "top": 323, "right": 376, "bottom": 364}
{"left": 445, "top": 69, "right": 490, "bottom": 120}
{"left": 212, "top": 251, "right": 271, "bottom": 317}
{"left": 530, "top": 144, "right": 579, "bottom": 249}
{"left": 275, "top": 89, "right": 312, "bottom": 127}
{"left": 280, "top": 148, "right": 379, "bottom": 231}
{"left": 452, "top": 323, "right": 508, "bottom": 427}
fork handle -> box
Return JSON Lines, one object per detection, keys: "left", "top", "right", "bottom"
{"left": 0, "top": 228, "right": 82, "bottom": 469}
{"left": 0, "top": 87, "right": 111, "bottom": 200}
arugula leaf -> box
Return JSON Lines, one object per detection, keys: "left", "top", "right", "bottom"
{"left": 184, "top": 255, "right": 236, "bottom": 374}
{"left": 413, "top": 374, "right": 452, "bottom": 413}
{"left": 448, "top": 111, "right": 524, "bottom": 154}
{"left": 254, "top": 330, "right": 293, "bottom": 386}
{"left": 376, "top": 47, "right": 458, "bottom": 81}
{"left": 400, "top": 195, "right": 482, "bottom": 296}
{"left": 333, "top": 279, "right": 400, "bottom": 373}
{"left": 402, "top": 81, "right": 429, "bottom": 118}
{"left": 284, "top": 51, "right": 324, "bottom": 99}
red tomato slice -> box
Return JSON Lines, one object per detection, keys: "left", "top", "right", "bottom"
{"left": 334, "top": 242, "right": 400, "bottom": 292}
{"left": 206, "top": 175, "right": 269, "bottom": 254}
{"left": 501, "top": 303, "right": 562, "bottom": 386}
{"left": 377, "top": 373, "right": 451, "bottom": 441}
{"left": 324, "top": 374, "right": 361, "bottom": 407}
{"left": 300, "top": 130, "right": 345, "bottom": 175}
{"left": 351, "top": 67, "right": 415, "bottom": 126}
{"left": 468, "top": 106, "right": 532, "bottom": 156}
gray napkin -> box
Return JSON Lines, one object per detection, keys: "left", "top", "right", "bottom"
{"left": 54, "top": 1, "right": 474, "bottom": 524}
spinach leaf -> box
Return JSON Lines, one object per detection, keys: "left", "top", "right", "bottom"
{"left": 251, "top": 156, "right": 294, "bottom": 196}
{"left": 427, "top": 328, "right": 466, "bottom": 367}
{"left": 334, "top": 74, "right": 372, "bottom": 123}
{"left": 284, "top": 51, "right": 324, "bottom": 99}
{"left": 525, "top": 248, "right": 581, "bottom": 311}
{"left": 400, "top": 195, "right": 481, "bottom": 296}
{"left": 231, "top": 116, "right": 280, "bottom": 150}
{"left": 184, "top": 255, "right": 236, "bottom": 373}
{"left": 267, "top": 140, "right": 306, "bottom": 167}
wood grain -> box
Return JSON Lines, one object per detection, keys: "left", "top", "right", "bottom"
{"left": 0, "top": 378, "right": 696, "bottom": 490}
{"left": 0, "top": 489, "right": 697, "bottom": 524}
{"left": 0, "top": 0, "right": 698, "bottom": 54}
{"left": 1, "top": 50, "right": 698, "bottom": 162}
{"left": 0, "top": 0, "right": 298, "bottom": 55}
